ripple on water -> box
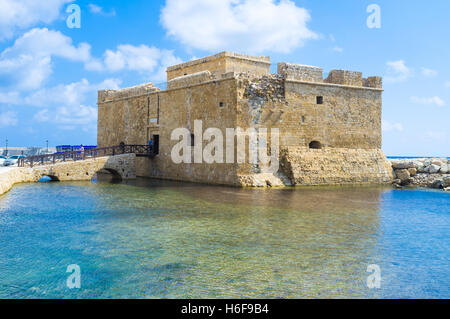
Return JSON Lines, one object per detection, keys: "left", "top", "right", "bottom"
{"left": 0, "top": 179, "right": 449, "bottom": 298}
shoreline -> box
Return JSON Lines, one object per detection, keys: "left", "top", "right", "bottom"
{"left": 2, "top": 157, "right": 450, "bottom": 196}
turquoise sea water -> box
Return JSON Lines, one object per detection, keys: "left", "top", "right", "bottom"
{"left": 0, "top": 179, "right": 449, "bottom": 299}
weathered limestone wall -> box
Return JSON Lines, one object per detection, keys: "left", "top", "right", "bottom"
{"left": 235, "top": 76, "right": 382, "bottom": 150}
{"left": 99, "top": 76, "right": 241, "bottom": 185}
{"left": 279, "top": 147, "right": 393, "bottom": 185}
{"left": 148, "top": 77, "right": 241, "bottom": 185}
{"left": 283, "top": 81, "right": 382, "bottom": 149}
{"left": 98, "top": 85, "right": 157, "bottom": 147}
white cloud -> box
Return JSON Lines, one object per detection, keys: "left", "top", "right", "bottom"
{"left": 411, "top": 96, "right": 446, "bottom": 107}
{"left": 102, "top": 45, "right": 182, "bottom": 81}
{"left": 0, "top": 28, "right": 178, "bottom": 90}
{"left": 385, "top": 60, "right": 412, "bottom": 83}
{"left": 332, "top": 46, "right": 343, "bottom": 53}
{"left": 382, "top": 120, "right": 404, "bottom": 133}
{"left": 160, "top": 0, "right": 317, "bottom": 53}
{"left": 16, "top": 78, "right": 119, "bottom": 130}
{"left": 421, "top": 67, "right": 437, "bottom": 77}
{"left": 88, "top": 3, "right": 116, "bottom": 16}
{"left": 34, "top": 105, "right": 98, "bottom": 130}
{"left": 29, "top": 78, "right": 119, "bottom": 130}
{"left": 0, "top": 28, "right": 101, "bottom": 90}
{"left": 0, "top": 91, "right": 20, "bottom": 104}
{"left": 24, "top": 78, "right": 121, "bottom": 107}
{"left": 0, "top": 111, "right": 18, "bottom": 127}
{"left": 0, "top": 0, "right": 72, "bottom": 40}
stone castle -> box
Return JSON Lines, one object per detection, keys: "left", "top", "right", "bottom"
{"left": 97, "top": 51, "right": 393, "bottom": 187}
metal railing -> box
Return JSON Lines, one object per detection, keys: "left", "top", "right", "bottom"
{"left": 18, "top": 144, "right": 153, "bottom": 168}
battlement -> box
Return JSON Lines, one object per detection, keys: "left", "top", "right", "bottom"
{"left": 167, "top": 71, "right": 214, "bottom": 90}
{"left": 98, "top": 83, "right": 159, "bottom": 103}
{"left": 324, "top": 70, "right": 362, "bottom": 86}
{"left": 362, "top": 76, "right": 383, "bottom": 88}
{"left": 99, "top": 53, "right": 383, "bottom": 105}
{"left": 166, "top": 51, "right": 271, "bottom": 81}
{"left": 277, "top": 63, "right": 324, "bottom": 83}
{"left": 277, "top": 62, "right": 382, "bottom": 89}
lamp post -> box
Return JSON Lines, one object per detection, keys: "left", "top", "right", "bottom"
{"left": 5, "top": 138, "right": 8, "bottom": 156}
{"left": 46, "top": 140, "right": 49, "bottom": 153}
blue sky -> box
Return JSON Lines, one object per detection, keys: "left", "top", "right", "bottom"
{"left": 0, "top": 0, "right": 449, "bottom": 156}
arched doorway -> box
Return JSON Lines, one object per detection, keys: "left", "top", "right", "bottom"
{"left": 93, "top": 168, "right": 123, "bottom": 183}
{"left": 309, "top": 141, "right": 322, "bottom": 149}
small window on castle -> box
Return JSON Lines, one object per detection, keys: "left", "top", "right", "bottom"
{"left": 302, "top": 116, "right": 305, "bottom": 123}
{"left": 219, "top": 102, "right": 224, "bottom": 108}
{"left": 316, "top": 96, "right": 324, "bottom": 104}
{"left": 309, "top": 141, "right": 322, "bottom": 149}
{"left": 190, "top": 134, "right": 195, "bottom": 147}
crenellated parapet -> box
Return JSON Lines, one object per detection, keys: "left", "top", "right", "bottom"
{"left": 98, "top": 83, "right": 160, "bottom": 103}
{"left": 362, "top": 76, "right": 383, "bottom": 88}
{"left": 277, "top": 62, "right": 382, "bottom": 89}
{"left": 324, "top": 70, "right": 363, "bottom": 87}
{"left": 277, "top": 62, "right": 323, "bottom": 83}
{"left": 167, "top": 71, "right": 215, "bottom": 90}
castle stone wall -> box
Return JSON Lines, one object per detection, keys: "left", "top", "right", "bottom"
{"left": 280, "top": 147, "right": 393, "bottom": 185}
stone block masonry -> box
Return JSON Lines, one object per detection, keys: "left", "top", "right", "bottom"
{"left": 279, "top": 147, "right": 393, "bottom": 186}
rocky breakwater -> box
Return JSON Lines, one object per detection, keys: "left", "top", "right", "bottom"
{"left": 389, "top": 158, "right": 450, "bottom": 191}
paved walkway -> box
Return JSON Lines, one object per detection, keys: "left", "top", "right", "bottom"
{"left": 0, "top": 167, "right": 14, "bottom": 174}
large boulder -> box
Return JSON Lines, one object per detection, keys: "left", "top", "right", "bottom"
{"left": 392, "top": 161, "right": 416, "bottom": 169}
{"left": 415, "top": 161, "right": 426, "bottom": 172}
{"left": 432, "top": 160, "right": 443, "bottom": 166}
{"left": 408, "top": 168, "right": 417, "bottom": 177}
{"left": 443, "top": 176, "right": 450, "bottom": 188}
{"left": 430, "top": 179, "right": 444, "bottom": 189}
{"left": 426, "top": 164, "right": 441, "bottom": 174}
{"left": 440, "top": 164, "right": 449, "bottom": 174}
{"left": 395, "top": 169, "right": 412, "bottom": 185}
